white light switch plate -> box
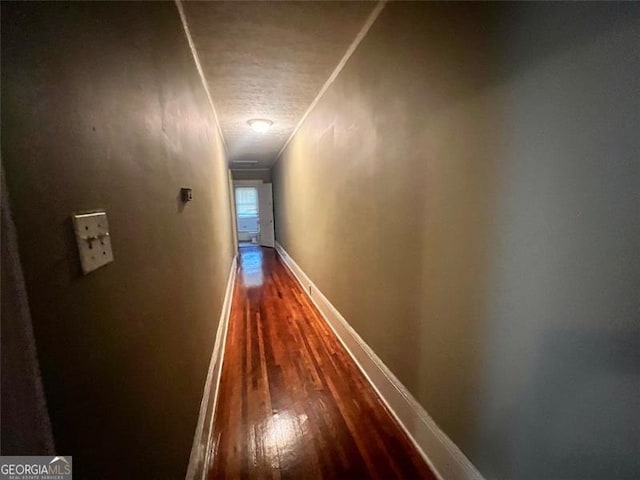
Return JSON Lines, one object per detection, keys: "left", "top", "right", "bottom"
{"left": 72, "top": 211, "right": 114, "bottom": 274}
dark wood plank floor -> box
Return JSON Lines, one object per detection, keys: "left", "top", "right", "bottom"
{"left": 207, "top": 246, "right": 436, "bottom": 480}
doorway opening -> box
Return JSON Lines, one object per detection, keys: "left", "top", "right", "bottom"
{"left": 233, "top": 182, "right": 275, "bottom": 249}
{"left": 235, "top": 186, "right": 260, "bottom": 247}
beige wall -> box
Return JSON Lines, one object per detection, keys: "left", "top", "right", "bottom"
{"left": 273, "top": 3, "right": 639, "bottom": 479}
{"left": 1, "top": 2, "right": 234, "bottom": 478}
{"left": 231, "top": 168, "right": 272, "bottom": 183}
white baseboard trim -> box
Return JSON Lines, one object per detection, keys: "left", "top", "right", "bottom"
{"left": 186, "top": 255, "right": 237, "bottom": 480}
{"left": 274, "top": 242, "right": 484, "bottom": 480}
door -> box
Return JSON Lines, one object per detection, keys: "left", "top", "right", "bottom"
{"left": 258, "top": 183, "right": 275, "bottom": 248}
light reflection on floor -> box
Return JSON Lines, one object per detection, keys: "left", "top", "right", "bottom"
{"left": 258, "top": 409, "right": 307, "bottom": 469}
{"left": 238, "top": 246, "right": 264, "bottom": 287}
{"left": 238, "top": 247, "right": 304, "bottom": 468}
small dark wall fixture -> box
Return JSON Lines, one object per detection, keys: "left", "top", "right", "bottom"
{"left": 180, "top": 187, "right": 193, "bottom": 203}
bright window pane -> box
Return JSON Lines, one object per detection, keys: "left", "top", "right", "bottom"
{"left": 235, "top": 187, "right": 258, "bottom": 216}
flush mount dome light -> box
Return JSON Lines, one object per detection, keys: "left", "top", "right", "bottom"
{"left": 248, "top": 118, "right": 273, "bottom": 133}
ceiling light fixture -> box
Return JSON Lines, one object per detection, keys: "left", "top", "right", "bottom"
{"left": 248, "top": 118, "right": 273, "bottom": 133}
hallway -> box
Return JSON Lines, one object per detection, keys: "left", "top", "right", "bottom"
{"left": 2, "top": 2, "right": 638, "bottom": 479}
{"left": 208, "top": 246, "right": 435, "bottom": 479}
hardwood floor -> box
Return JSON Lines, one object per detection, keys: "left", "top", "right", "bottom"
{"left": 207, "top": 246, "right": 436, "bottom": 480}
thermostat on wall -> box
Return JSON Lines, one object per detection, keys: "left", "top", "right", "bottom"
{"left": 72, "top": 210, "right": 114, "bottom": 274}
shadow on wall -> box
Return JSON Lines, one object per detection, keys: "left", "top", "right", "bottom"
{"left": 1, "top": 165, "right": 55, "bottom": 455}
{"left": 471, "top": 4, "right": 640, "bottom": 479}
{"left": 510, "top": 329, "right": 638, "bottom": 478}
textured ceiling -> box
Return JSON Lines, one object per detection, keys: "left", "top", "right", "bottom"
{"left": 182, "top": 1, "right": 376, "bottom": 168}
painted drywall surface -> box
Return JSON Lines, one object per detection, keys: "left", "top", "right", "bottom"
{"left": 274, "top": 2, "right": 500, "bottom": 463}
{"left": 231, "top": 169, "right": 273, "bottom": 182}
{"left": 1, "top": 3, "right": 234, "bottom": 478}
{"left": 273, "top": 3, "right": 639, "bottom": 479}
